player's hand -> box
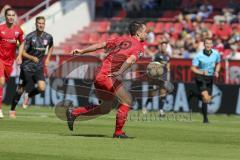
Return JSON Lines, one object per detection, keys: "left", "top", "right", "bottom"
{"left": 71, "top": 49, "right": 83, "bottom": 55}
{"left": 31, "top": 56, "right": 39, "bottom": 63}
{"left": 108, "top": 71, "right": 122, "bottom": 77}
{"left": 214, "top": 72, "right": 219, "bottom": 78}
{"left": 45, "top": 58, "right": 50, "bottom": 67}
{"left": 16, "top": 55, "right": 22, "bottom": 65}
{"left": 202, "top": 70, "right": 208, "bottom": 76}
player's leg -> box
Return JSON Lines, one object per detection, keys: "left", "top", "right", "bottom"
{"left": 0, "top": 62, "right": 12, "bottom": 118}
{"left": 29, "top": 69, "right": 46, "bottom": 97}
{"left": 113, "top": 84, "right": 132, "bottom": 138}
{"left": 158, "top": 81, "right": 174, "bottom": 116}
{"left": 10, "top": 70, "right": 26, "bottom": 116}
{"left": 142, "top": 85, "right": 154, "bottom": 114}
{"left": 197, "top": 77, "right": 212, "bottom": 123}
{"left": 0, "top": 66, "right": 5, "bottom": 118}
{"left": 22, "top": 70, "right": 45, "bottom": 108}
{"left": 10, "top": 85, "right": 24, "bottom": 118}
{"left": 202, "top": 77, "right": 213, "bottom": 123}
{"left": 65, "top": 77, "right": 115, "bottom": 131}
{"left": 159, "top": 88, "right": 166, "bottom": 117}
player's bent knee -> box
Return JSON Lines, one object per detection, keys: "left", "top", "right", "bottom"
{"left": 16, "top": 86, "right": 24, "bottom": 94}
{"left": 37, "top": 84, "right": 45, "bottom": 92}
{"left": 120, "top": 98, "right": 132, "bottom": 106}
{"left": 0, "top": 78, "right": 5, "bottom": 87}
{"left": 201, "top": 91, "right": 211, "bottom": 103}
{"left": 38, "top": 86, "right": 45, "bottom": 92}
{"left": 37, "top": 82, "right": 46, "bottom": 92}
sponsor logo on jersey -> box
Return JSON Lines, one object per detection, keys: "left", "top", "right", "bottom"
{"left": 138, "top": 51, "right": 143, "bottom": 58}
{"left": 35, "top": 47, "right": 46, "bottom": 51}
{"left": 43, "top": 39, "right": 48, "bottom": 45}
{"left": 15, "top": 32, "right": 19, "bottom": 37}
{"left": 2, "top": 39, "right": 17, "bottom": 43}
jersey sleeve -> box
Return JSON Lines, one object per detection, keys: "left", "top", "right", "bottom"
{"left": 105, "top": 37, "right": 118, "bottom": 50}
{"left": 48, "top": 35, "right": 54, "bottom": 48}
{"left": 18, "top": 28, "right": 24, "bottom": 43}
{"left": 24, "top": 34, "right": 31, "bottom": 51}
{"left": 131, "top": 45, "right": 144, "bottom": 61}
{"left": 192, "top": 54, "right": 200, "bottom": 67}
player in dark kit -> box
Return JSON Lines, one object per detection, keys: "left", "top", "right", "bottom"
{"left": 65, "top": 21, "right": 147, "bottom": 138}
{"left": 0, "top": 8, "right": 24, "bottom": 118}
{"left": 10, "top": 16, "right": 53, "bottom": 118}
{"left": 143, "top": 41, "right": 172, "bottom": 116}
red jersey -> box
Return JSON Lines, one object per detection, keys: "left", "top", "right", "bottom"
{"left": 0, "top": 23, "right": 24, "bottom": 65}
{"left": 98, "top": 36, "right": 144, "bottom": 75}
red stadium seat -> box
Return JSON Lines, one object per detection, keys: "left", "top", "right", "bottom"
{"left": 146, "top": 22, "right": 155, "bottom": 28}
{"left": 154, "top": 22, "right": 164, "bottom": 33}
{"left": 97, "top": 21, "right": 110, "bottom": 33}
{"left": 89, "top": 33, "right": 101, "bottom": 44}
{"left": 79, "top": 33, "right": 90, "bottom": 44}
{"left": 164, "top": 22, "right": 173, "bottom": 33}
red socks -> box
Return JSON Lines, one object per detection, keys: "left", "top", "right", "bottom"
{"left": 71, "top": 103, "right": 130, "bottom": 135}
{"left": 115, "top": 104, "right": 130, "bottom": 135}
{"left": 72, "top": 105, "right": 100, "bottom": 116}
{"left": 0, "top": 87, "right": 3, "bottom": 110}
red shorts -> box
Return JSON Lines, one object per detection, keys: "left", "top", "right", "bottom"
{"left": 0, "top": 60, "right": 13, "bottom": 81}
{"left": 94, "top": 74, "right": 123, "bottom": 100}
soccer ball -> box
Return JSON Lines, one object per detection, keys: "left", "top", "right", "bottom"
{"left": 146, "top": 61, "right": 164, "bottom": 78}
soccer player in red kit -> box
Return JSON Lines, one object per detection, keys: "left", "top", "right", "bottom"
{"left": 0, "top": 8, "right": 24, "bottom": 118}
{"left": 65, "top": 21, "right": 147, "bottom": 138}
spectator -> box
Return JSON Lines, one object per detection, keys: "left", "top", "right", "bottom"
{"left": 125, "top": 0, "right": 141, "bottom": 12}
{"left": 214, "top": 38, "right": 225, "bottom": 54}
{"left": 214, "top": 0, "right": 239, "bottom": 24}
{"left": 228, "top": 41, "right": 240, "bottom": 60}
{"left": 144, "top": 45, "right": 158, "bottom": 58}
{"left": 185, "top": 0, "right": 213, "bottom": 22}
{"left": 146, "top": 27, "right": 155, "bottom": 44}
{"left": 214, "top": 21, "right": 232, "bottom": 40}
{"left": 231, "top": 12, "right": 240, "bottom": 24}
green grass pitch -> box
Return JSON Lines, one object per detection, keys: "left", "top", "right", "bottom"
{"left": 0, "top": 105, "right": 240, "bottom": 160}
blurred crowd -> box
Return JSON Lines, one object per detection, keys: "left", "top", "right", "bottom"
{"left": 144, "top": 0, "right": 240, "bottom": 60}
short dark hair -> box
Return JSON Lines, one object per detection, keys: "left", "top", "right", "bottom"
{"left": 129, "top": 21, "right": 145, "bottom": 36}
{"left": 5, "top": 8, "right": 15, "bottom": 17}
{"left": 204, "top": 37, "right": 212, "bottom": 43}
{"left": 36, "top": 16, "right": 45, "bottom": 23}
{"left": 160, "top": 41, "right": 168, "bottom": 45}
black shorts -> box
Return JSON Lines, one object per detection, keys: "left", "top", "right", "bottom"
{"left": 195, "top": 74, "right": 213, "bottom": 94}
{"left": 19, "top": 69, "right": 45, "bottom": 92}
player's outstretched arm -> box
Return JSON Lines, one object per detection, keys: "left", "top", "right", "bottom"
{"left": 71, "top": 42, "right": 106, "bottom": 55}
{"left": 16, "top": 41, "right": 25, "bottom": 64}
{"left": 108, "top": 55, "right": 137, "bottom": 77}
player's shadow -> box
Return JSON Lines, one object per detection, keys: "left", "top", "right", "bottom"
{"left": 70, "top": 134, "right": 109, "bottom": 138}
{"left": 61, "top": 133, "right": 135, "bottom": 139}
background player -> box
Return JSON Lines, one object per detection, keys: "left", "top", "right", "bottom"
{"left": 65, "top": 21, "right": 147, "bottom": 138}
{"left": 0, "top": 8, "right": 24, "bottom": 118}
{"left": 10, "top": 16, "right": 53, "bottom": 118}
{"left": 191, "top": 38, "right": 221, "bottom": 123}
{"left": 143, "top": 41, "right": 171, "bottom": 116}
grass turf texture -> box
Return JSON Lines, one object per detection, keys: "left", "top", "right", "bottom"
{"left": 0, "top": 105, "right": 240, "bottom": 160}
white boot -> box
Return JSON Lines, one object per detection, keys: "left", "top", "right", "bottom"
{"left": 22, "top": 93, "right": 29, "bottom": 109}
{"left": 0, "top": 109, "right": 4, "bottom": 118}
